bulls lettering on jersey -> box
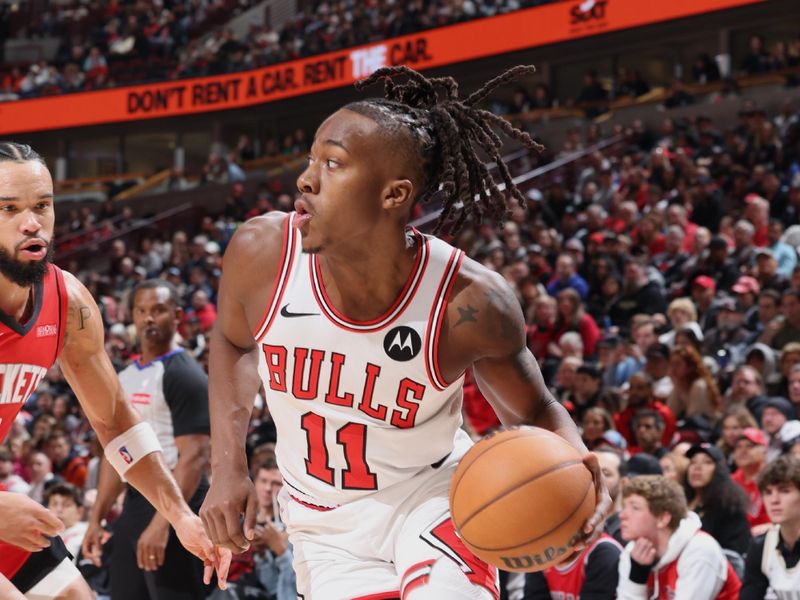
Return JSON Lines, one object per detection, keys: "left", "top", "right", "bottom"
{"left": 254, "top": 214, "right": 466, "bottom": 506}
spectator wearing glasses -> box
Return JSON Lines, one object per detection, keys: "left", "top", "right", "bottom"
{"left": 731, "top": 428, "right": 772, "bottom": 534}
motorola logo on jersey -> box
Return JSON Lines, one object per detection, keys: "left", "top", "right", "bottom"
{"left": 383, "top": 326, "right": 421, "bottom": 361}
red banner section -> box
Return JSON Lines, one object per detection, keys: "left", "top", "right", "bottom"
{"left": 0, "top": 0, "right": 764, "bottom": 135}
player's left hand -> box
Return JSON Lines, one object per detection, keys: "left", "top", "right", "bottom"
{"left": 173, "top": 512, "right": 232, "bottom": 590}
{"left": 558, "top": 452, "right": 611, "bottom": 566}
{"left": 578, "top": 452, "right": 611, "bottom": 543}
{"left": 137, "top": 519, "right": 169, "bottom": 572}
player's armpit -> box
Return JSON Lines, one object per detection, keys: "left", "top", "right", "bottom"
{"left": 215, "top": 212, "right": 286, "bottom": 350}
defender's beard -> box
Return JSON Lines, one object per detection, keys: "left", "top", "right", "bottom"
{"left": 0, "top": 241, "right": 54, "bottom": 286}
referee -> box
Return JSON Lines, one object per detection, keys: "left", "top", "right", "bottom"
{"left": 82, "top": 279, "right": 211, "bottom": 599}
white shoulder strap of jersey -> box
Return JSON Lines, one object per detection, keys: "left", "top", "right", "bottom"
{"left": 761, "top": 525, "right": 781, "bottom": 576}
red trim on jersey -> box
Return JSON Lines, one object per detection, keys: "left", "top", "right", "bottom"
{"left": 53, "top": 265, "right": 68, "bottom": 362}
{"left": 0, "top": 541, "right": 29, "bottom": 580}
{"left": 424, "top": 249, "right": 463, "bottom": 390}
{"left": 309, "top": 230, "right": 429, "bottom": 332}
{"left": 401, "top": 559, "right": 435, "bottom": 599}
{"left": 253, "top": 214, "right": 296, "bottom": 340}
{"left": 288, "top": 493, "right": 337, "bottom": 512}
{"left": 351, "top": 592, "right": 400, "bottom": 600}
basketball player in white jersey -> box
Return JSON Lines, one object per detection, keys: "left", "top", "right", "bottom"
{"left": 200, "top": 66, "right": 611, "bottom": 600}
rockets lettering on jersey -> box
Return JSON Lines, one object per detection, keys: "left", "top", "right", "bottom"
{"left": 0, "top": 364, "right": 47, "bottom": 441}
{"left": 255, "top": 214, "right": 467, "bottom": 506}
{"left": 0, "top": 264, "right": 69, "bottom": 444}
{"left": 0, "top": 364, "right": 48, "bottom": 405}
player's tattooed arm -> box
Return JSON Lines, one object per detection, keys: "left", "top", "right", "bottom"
{"left": 454, "top": 304, "right": 479, "bottom": 327}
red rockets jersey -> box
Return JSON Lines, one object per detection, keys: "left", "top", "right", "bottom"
{"left": 0, "top": 264, "right": 67, "bottom": 443}
{"left": 0, "top": 263, "right": 68, "bottom": 579}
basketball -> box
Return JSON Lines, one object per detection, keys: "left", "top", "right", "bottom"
{"left": 449, "top": 426, "right": 595, "bottom": 573}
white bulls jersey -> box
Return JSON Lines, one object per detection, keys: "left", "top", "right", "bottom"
{"left": 255, "top": 213, "right": 467, "bottom": 507}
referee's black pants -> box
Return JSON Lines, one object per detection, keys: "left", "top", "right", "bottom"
{"left": 109, "top": 479, "right": 208, "bottom": 600}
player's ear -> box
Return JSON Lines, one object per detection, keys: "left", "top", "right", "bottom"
{"left": 381, "top": 179, "right": 414, "bottom": 212}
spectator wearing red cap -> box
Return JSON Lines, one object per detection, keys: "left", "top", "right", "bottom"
{"left": 731, "top": 276, "right": 760, "bottom": 331}
{"left": 732, "top": 428, "right": 772, "bottom": 533}
{"left": 690, "top": 276, "right": 717, "bottom": 331}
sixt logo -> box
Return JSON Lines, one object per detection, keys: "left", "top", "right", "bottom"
{"left": 570, "top": 0, "right": 608, "bottom": 25}
{"left": 383, "top": 326, "right": 422, "bottom": 362}
{"left": 119, "top": 446, "right": 134, "bottom": 464}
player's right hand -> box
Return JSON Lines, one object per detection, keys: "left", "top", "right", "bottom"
{"left": 0, "top": 491, "right": 64, "bottom": 551}
{"left": 81, "top": 520, "right": 106, "bottom": 567}
{"left": 199, "top": 471, "right": 258, "bottom": 553}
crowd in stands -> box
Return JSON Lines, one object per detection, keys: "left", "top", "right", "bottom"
{"left": 0, "top": 0, "right": 546, "bottom": 100}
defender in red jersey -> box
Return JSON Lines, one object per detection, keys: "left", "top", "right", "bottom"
{"left": 0, "top": 142, "right": 229, "bottom": 599}
{"left": 617, "top": 475, "right": 740, "bottom": 600}
{"left": 200, "top": 67, "right": 611, "bottom": 600}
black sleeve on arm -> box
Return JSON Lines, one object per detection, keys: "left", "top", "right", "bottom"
{"left": 740, "top": 535, "right": 770, "bottom": 600}
{"left": 522, "top": 571, "right": 550, "bottom": 600}
{"left": 581, "top": 542, "right": 622, "bottom": 599}
{"left": 162, "top": 351, "right": 210, "bottom": 436}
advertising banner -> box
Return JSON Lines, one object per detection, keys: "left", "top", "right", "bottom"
{"left": 0, "top": 0, "right": 764, "bottom": 135}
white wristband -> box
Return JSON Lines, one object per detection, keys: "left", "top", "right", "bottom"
{"left": 104, "top": 422, "right": 162, "bottom": 477}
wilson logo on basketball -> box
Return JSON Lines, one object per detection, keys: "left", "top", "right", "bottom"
{"left": 383, "top": 326, "right": 421, "bottom": 361}
{"left": 36, "top": 324, "right": 58, "bottom": 338}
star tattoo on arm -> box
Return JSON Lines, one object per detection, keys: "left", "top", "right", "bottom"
{"left": 455, "top": 305, "right": 479, "bottom": 327}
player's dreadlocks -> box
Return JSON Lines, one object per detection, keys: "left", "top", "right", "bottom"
{"left": 347, "top": 65, "right": 542, "bottom": 234}
{"left": 0, "top": 141, "right": 44, "bottom": 164}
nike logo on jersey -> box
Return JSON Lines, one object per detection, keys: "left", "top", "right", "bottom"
{"left": 280, "top": 304, "right": 319, "bottom": 318}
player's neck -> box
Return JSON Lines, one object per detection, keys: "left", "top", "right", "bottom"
{"left": 317, "top": 228, "right": 417, "bottom": 320}
{"left": 0, "top": 275, "right": 34, "bottom": 322}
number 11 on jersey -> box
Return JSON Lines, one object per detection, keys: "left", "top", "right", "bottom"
{"left": 300, "top": 412, "right": 378, "bottom": 490}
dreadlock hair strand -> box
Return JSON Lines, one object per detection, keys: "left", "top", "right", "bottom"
{"left": 348, "top": 65, "right": 543, "bottom": 234}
